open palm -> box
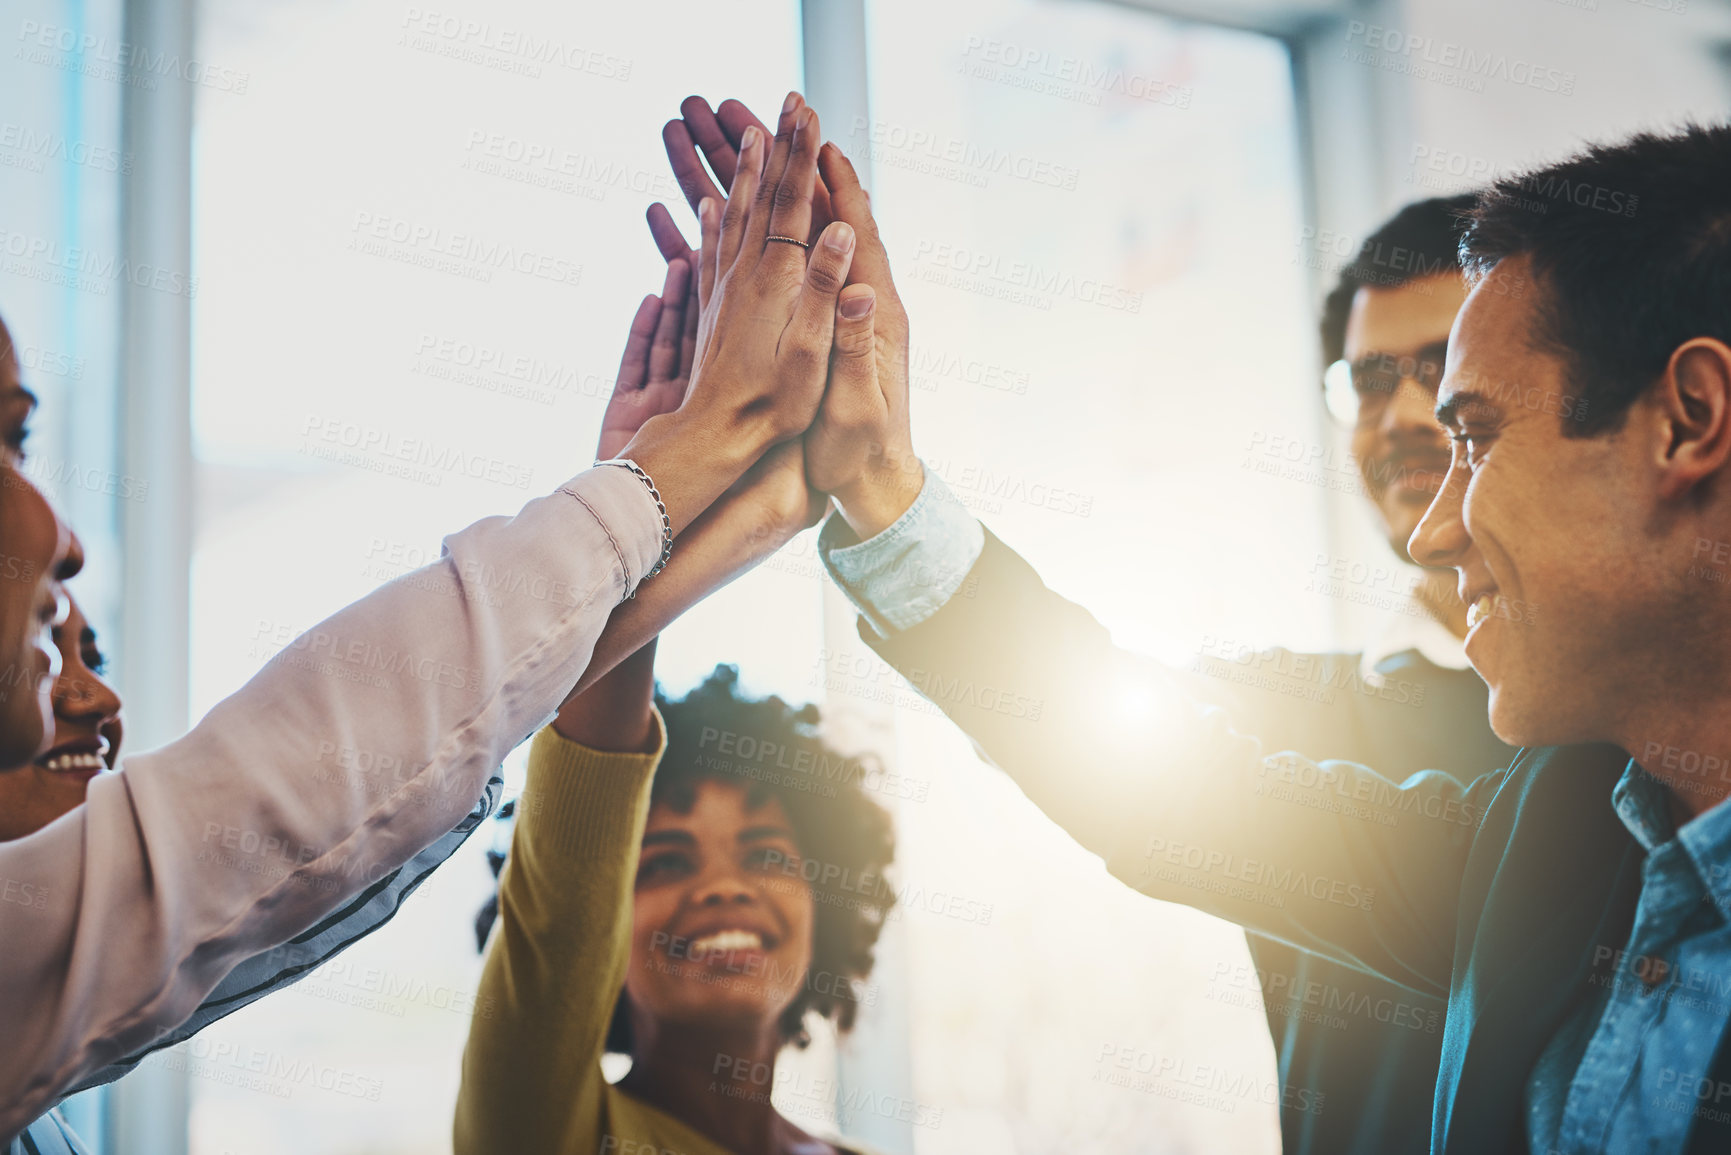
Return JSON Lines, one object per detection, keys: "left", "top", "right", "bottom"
{"left": 596, "top": 256, "right": 699, "bottom": 462}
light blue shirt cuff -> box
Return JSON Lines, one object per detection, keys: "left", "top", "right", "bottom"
{"left": 817, "top": 467, "right": 986, "bottom": 637}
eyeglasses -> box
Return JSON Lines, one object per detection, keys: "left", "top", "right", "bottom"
{"left": 1323, "top": 340, "right": 1449, "bottom": 427}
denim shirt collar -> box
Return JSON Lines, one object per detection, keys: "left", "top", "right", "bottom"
{"left": 1614, "top": 759, "right": 1731, "bottom": 925}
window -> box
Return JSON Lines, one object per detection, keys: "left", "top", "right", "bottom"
{"left": 184, "top": 3, "right": 805, "bottom": 1150}
{"left": 182, "top": 1, "right": 1313, "bottom": 1151}
{"left": 845, "top": 0, "right": 1319, "bottom": 1149}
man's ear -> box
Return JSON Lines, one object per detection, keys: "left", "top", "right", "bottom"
{"left": 1656, "top": 338, "right": 1731, "bottom": 501}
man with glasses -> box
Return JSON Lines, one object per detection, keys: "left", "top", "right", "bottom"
{"left": 1203, "top": 195, "right": 1517, "bottom": 1155}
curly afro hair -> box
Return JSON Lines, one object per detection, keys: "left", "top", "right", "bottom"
{"left": 476, "top": 664, "right": 898, "bottom": 1051}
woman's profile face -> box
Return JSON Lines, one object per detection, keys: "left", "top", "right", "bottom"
{"left": 625, "top": 781, "right": 816, "bottom": 1040}
{"left": 0, "top": 466, "right": 67, "bottom": 772}
{"left": 0, "top": 326, "right": 67, "bottom": 771}
{"left": 0, "top": 595, "right": 124, "bottom": 841}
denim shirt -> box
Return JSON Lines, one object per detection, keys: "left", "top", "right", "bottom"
{"left": 818, "top": 468, "right": 983, "bottom": 636}
{"left": 1526, "top": 762, "right": 1731, "bottom": 1154}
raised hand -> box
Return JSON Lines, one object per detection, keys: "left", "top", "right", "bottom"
{"left": 618, "top": 93, "right": 856, "bottom": 535}
{"left": 596, "top": 258, "right": 696, "bottom": 462}
{"left": 650, "top": 96, "right": 919, "bottom": 541}
{"left": 655, "top": 97, "right": 836, "bottom": 255}
{"left": 802, "top": 142, "right": 920, "bottom": 539}
{"left": 663, "top": 95, "right": 853, "bottom": 444}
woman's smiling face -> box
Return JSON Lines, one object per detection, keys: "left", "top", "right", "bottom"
{"left": 0, "top": 594, "right": 123, "bottom": 841}
{"left": 624, "top": 780, "right": 815, "bottom": 1038}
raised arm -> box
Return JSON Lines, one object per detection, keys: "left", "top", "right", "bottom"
{"left": 453, "top": 384, "right": 670, "bottom": 1150}
{"left": 0, "top": 92, "right": 854, "bottom": 1141}
{"left": 0, "top": 460, "right": 665, "bottom": 1139}
{"left": 794, "top": 139, "right": 1487, "bottom": 997}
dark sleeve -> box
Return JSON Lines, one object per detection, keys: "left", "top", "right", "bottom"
{"left": 865, "top": 530, "right": 1505, "bottom": 997}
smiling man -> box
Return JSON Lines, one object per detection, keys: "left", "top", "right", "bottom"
{"left": 769, "top": 123, "right": 1731, "bottom": 1152}
{"left": 1404, "top": 126, "right": 1731, "bottom": 1154}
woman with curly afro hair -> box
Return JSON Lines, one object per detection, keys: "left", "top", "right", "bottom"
{"left": 456, "top": 647, "right": 898, "bottom": 1155}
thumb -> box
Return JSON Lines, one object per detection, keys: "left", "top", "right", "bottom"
{"left": 831, "top": 285, "right": 878, "bottom": 385}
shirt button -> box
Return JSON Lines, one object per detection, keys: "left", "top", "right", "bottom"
{"left": 1635, "top": 954, "right": 1671, "bottom": 989}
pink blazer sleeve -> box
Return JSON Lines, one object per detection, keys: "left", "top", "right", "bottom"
{"left": 0, "top": 466, "right": 661, "bottom": 1140}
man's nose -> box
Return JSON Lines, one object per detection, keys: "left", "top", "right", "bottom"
{"left": 1408, "top": 453, "right": 1470, "bottom": 568}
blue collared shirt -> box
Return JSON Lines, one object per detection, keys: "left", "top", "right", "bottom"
{"left": 1526, "top": 762, "right": 1731, "bottom": 1154}
{"left": 818, "top": 468, "right": 983, "bottom": 637}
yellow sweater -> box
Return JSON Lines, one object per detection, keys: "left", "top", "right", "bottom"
{"left": 453, "top": 717, "right": 885, "bottom": 1155}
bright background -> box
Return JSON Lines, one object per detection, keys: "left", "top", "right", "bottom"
{"left": 5, "top": 0, "right": 1730, "bottom": 1151}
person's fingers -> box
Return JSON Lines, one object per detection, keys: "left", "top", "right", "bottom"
{"left": 818, "top": 143, "right": 898, "bottom": 305}
{"left": 783, "top": 221, "right": 856, "bottom": 365}
{"left": 679, "top": 251, "right": 700, "bottom": 378}
{"left": 721, "top": 99, "right": 834, "bottom": 239}
{"left": 683, "top": 95, "right": 747, "bottom": 195}
{"left": 697, "top": 197, "right": 721, "bottom": 309}
{"left": 828, "top": 285, "right": 880, "bottom": 409}
{"left": 616, "top": 294, "right": 661, "bottom": 390}
{"left": 714, "top": 100, "right": 766, "bottom": 153}
{"left": 647, "top": 259, "right": 690, "bottom": 382}
{"left": 718, "top": 126, "right": 764, "bottom": 273}
{"left": 746, "top": 93, "right": 804, "bottom": 255}
{"left": 663, "top": 117, "right": 723, "bottom": 215}
{"left": 763, "top": 106, "right": 822, "bottom": 269}
{"left": 646, "top": 202, "right": 694, "bottom": 264}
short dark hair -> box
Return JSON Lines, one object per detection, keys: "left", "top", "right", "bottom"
{"left": 1461, "top": 123, "right": 1731, "bottom": 437}
{"left": 1319, "top": 194, "right": 1477, "bottom": 366}
{"left": 475, "top": 665, "right": 897, "bottom": 1052}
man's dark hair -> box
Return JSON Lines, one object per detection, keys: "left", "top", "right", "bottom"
{"left": 1319, "top": 194, "right": 1477, "bottom": 366}
{"left": 475, "top": 664, "right": 897, "bottom": 1051}
{"left": 1461, "top": 123, "right": 1731, "bottom": 437}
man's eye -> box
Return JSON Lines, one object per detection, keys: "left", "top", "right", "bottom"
{"left": 3, "top": 423, "right": 30, "bottom": 461}
{"left": 84, "top": 649, "right": 107, "bottom": 676}
{"left": 1450, "top": 430, "right": 1495, "bottom": 465}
